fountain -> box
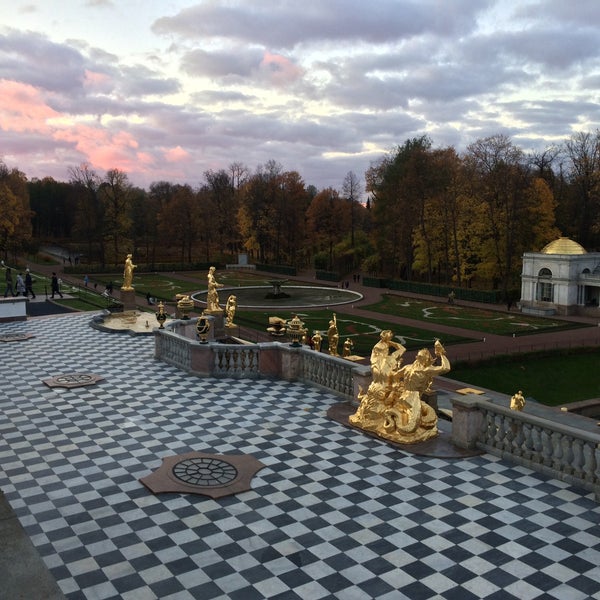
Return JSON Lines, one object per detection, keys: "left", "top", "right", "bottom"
{"left": 192, "top": 282, "right": 362, "bottom": 309}
{"left": 265, "top": 279, "right": 290, "bottom": 299}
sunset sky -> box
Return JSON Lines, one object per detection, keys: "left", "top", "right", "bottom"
{"left": 1, "top": 0, "right": 599, "bottom": 193}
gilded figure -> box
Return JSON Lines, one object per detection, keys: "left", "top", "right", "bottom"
{"left": 225, "top": 295, "right": 237, "bottom": 327}
{"left": 343, "top": 338, "right": 354, "bottom": 357}
{"left": 312, "top": 330, "right": 322, "bottom": 352}
{"left": 206, "top": 266, "right": 224, "bottom": 312}
{"left": 122, "top": 254, "right": 136, "bottom": 290}
{"left": 510, "top": 390, "right": 526, "bottom": 411}
{"left": 327, "top": 313, "right": 339, "bottom": 356}
{"left": 350, "top": 334, "right": 450, "bottom": 444}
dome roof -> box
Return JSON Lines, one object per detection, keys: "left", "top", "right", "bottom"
{"left": 540, "top": 237, "right": 587, "bottom": 255}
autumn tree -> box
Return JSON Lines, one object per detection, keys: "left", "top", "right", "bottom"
{"left": 69, "top": 164, "right": 104, "bottom": 264}
{"left": 204, "top": 169, "right": 239, "bottom": 255}
{"left": 279, "top": 170, "right": 310, "bottom": 267}
{"left": 562, "top": 131, "right": 600, "bottom": 248}
{"left": 463, "top": 134, "right": 557, "bottom": 294}
{"left": 412, "top": 147, "right": 464, "bottom": 284}
{"left": 98, "top": 169, "right": 135, "bottom": 263}
{"left": 157, "top": 184, "right": 200, "bottom": 263}
{"left": 28, "top": 177, "right": 76, "bottom": 239}
{"left": 0, "top": 162, "right": 33, "bottom": 261}
{"left": 306, "top": 188, "right": 349, "bottom": 271}
{"left": 365, "top": 136, "right": 433, "bottom": 278}
{"left": 237, "top": 161, "right": 285, "bottom": 263}
{"left": 342, "top": 171, "right": 362, "bottom": 248}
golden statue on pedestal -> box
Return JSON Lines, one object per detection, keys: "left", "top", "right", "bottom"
{"left": 312, "top": 330, "right": 322, "bottom": 351}
{"left": 343, "top": 338, "right": 354, "bottom": 357}
{"left": 225, "top": 295, "right": 237, "bottom": 327}
{"left": 327, "top": 313, "right": 339, "bottom": 356}
{"left": 510, "top": 390, "right": 525, "bottom": 411}
{"left": 205, "top": 266, "right": 224, "bottom": 313}
{"left": 350, "top": 332, "right": 450, "bottom": 444}
{"left": 121, "top": 254, "right": 136, "bottom": 291}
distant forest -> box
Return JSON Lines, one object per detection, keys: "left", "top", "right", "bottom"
{"left": 2, "top": 131, "right": 600, "bottom": 298}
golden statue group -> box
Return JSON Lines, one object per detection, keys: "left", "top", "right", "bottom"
{"left": 350, "top": 331, "right": 450, "bottom": 444}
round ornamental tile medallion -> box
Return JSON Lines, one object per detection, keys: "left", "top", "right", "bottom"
{"left": 140, "top": 451, "right": 266, "bottom": 499}
{"left": 43, "top": 372, "right": 104, "bottom": 388}
{"left": 172, "top": 457, "right": 238, "bottom": 487}
{"left": 0, "top": 333, "right": 34, "bottom": 343}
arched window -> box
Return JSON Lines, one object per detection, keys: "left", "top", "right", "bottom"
{"left": 536, "top": 268, "right": 553, "bottom": 302}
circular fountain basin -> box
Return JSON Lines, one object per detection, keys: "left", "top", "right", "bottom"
{"left": 91, "top": 310, "right": 173, "bottom": 335}
{"left": 192, "top": 285, "right": 362, "bottom": 309}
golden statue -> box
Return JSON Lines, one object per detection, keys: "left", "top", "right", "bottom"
{"left": 225, "top": 295, "right": 237, "bottom": 327}
{"left": 343, "top": 338, "right": 354, "bottom": 357}
{"left": 312, "top": 330, "right": 322, "bottom": 351}
{"left": 327, "top": 313, "right": 339, "bottom": 356}
{"left": 206, "top": 266, "right": 224, "bottom": 313}
{"left": 350, "top": 333, "right": 450, "bottom": 444}
{"left": 121, "top": 254, "right": 136, "bottom": 291}
{"left": 510, "top": 390, "right": 526, "bottom": 411}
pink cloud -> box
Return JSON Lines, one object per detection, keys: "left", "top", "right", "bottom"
{"left": 54, "top": 124, "right": 151, "bottom": 173}
{"left": 260, "top": 52, "right": 304, "bottom": 85}
{"left": 0, "top": 79, "right": 59, "bottom": 133}
{"left": 164, "top": 145, "right": 191, "bottom": 163}
{"left": 83, "top": 69, "right": 113, "bottom": 93}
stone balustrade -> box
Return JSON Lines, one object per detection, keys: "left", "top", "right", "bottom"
{"left": 154, "top": 319, "right": 367, "bottom": 401}
{"left": 452, "top": 393, "right": 600, "bottom": 500}
{"left": 0, "top": 296, "right": 27, "bottom": 322}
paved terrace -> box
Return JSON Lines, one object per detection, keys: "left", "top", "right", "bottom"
{"left": 0, "top": 309, "right": 599, "bottom": 600}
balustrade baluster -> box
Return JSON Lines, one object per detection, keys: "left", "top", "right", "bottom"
{"left": 581, "top": 442, "right": 597, "bottom": 486}
{"left": 572, "top": 439, "right": 585, "bottom": 479}
{"left": 551, "top": 432, "right": 563, "bottom": 472}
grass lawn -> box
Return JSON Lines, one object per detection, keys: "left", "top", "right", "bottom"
{"left": 362, "top": 293, "right": 590, "bottom": 336}
{"left": 448, "top": 350, "right": 600, "bottom": 405}
{"left": 235, "top": 308, "right": 476, "bottom": 355}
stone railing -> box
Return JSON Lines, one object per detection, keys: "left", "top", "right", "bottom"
{"left": 154, "top": 320, "right": 368, "bottom": 400}
{"left": 452, "top": 393, "right": 600, "bottom": 500}
{"left": 0, "top": 296, "right": 27, "bottom": 322}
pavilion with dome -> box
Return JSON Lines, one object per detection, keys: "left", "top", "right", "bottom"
{"left": 520, "top": 237, "right": 600, "bottom": 316}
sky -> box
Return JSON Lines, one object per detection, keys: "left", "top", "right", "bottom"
{"left": 1, "top": 0, "right": 599, "bottom": 193}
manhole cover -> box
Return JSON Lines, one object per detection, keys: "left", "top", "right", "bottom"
{"left": 172, "top": 457, "right": 238, "bottom": 487}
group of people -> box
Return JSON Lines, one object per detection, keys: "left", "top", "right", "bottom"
{"left": 4, "top": 267, "right": 37, "bottom": 299}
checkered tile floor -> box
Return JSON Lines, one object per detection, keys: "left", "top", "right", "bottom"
{"left": 1, "top": 313, "right": 599, "bottom": 600}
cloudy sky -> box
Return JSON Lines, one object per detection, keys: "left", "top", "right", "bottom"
{"left": 1, "top": 0, "right": 599, "bottom": 193}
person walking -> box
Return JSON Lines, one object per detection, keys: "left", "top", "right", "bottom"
{"left": 25, "top": 269, "right": 36, "bottom": 299}
{"left": 50, "top": 272, "right": 63, "bottom": 299}
{"left": 15, "top": 273, "right": 26, "bottom": 296}
{"left": 4, "top": 266, "right": 15, "bottom": 297}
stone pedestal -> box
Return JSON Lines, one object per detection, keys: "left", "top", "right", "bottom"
{"left": 120, "top": 289, "right": 136, "bottom": 311}
{"left": 203, "top": 310, "right": 225, "bottom": 339}
{"left": 422, "top": 390, "right": 438, "bottom": 414}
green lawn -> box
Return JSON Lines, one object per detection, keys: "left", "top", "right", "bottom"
{"left": 448, "top": 350, "right": 600, "bottom": 405}
{"left": 90, "top": 270, "right": 334, "bottom": 301}
{"left": 362, "top": 293, "right": 589, "bottom": 336}
{"left": 235, "top": 308, "right": 476, "bottom": 355}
